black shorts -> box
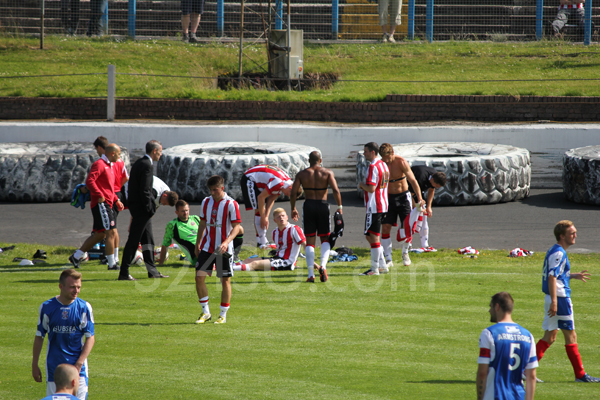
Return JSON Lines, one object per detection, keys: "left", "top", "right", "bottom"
{"left": 261, "top": 256, "right": 295, "bottom": 270}
{"left": 364, "top": 212, "right": 385, "bottom": 236}
{"left": 195, "top": 250, "right": 233, "bottom": 278}
{"left": 382, "top": 191, "right": 411, "bottom": 227}
{"left": 241, "top": 175, "right": 260, "bottom": 211}
{"left": 181, "top": 0, "right": 205, "bottom": 15}
{"left": 112, "top": 191, "right": 126, "bottom": 222}
{"left": 303, "top": 199, "right": 331, "bottom": 237}
{"left": 92, "top": 203, "right": 116, "bottom": 233}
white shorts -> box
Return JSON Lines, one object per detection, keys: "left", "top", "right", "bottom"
{"left": 542, "top": 294, "right": 575, "bottom": 331}
{"left": 47, "top": 376, "right": 88, "bottom": 400}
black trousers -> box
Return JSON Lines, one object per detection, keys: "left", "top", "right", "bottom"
{"left": 120, "top": 211, "right": 160, "bottom": 278}
{"left": 61, "top": 0, "right": 80, "bottom": 33}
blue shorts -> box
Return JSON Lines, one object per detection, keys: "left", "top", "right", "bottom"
{"left": 181, "top": 0, "right": 204, "bottom": 15}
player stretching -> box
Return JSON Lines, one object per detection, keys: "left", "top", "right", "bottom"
{"left": 236, "top": 208, "right": 306, "bottom": 272}
{"left": 477, "top": 292, "right": 538, "bottom": 400}
{"left": 535, "top": 220, "right": 600, "bottom": 382}
{"left": 407, "top": 165, "right": 446, "bottom": 253}
{"left": 290, "top": 150, "right": 342, "bottom": 282}
{"left": 194, "top": 175, "right": 242, "bottom": 325}
{"left": 32, "top": 270, "right": 95, "bottom": 400}
{"left": 359, "top": 142, "right": 390, "bottom": 276}
{"left": 241, "top": 164, "right": 300, "bottom": 249}
{"left": 379, "top": 143, "right": 424, "bottom": 268}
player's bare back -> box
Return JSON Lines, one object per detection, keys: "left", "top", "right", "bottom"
{"left": 297, "top": 167, "right": 331, "bottom": 200}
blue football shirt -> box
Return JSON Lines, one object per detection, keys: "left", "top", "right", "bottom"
{"left": 40, "top": 393, "right": 79, "bottom": 400}
{"left": 478, "top": 322, "right": 538, "bottom": 400}
{"left": 542, "top": 243, "right": 571, "bottom": 298}
{"left": 36, "top": 297, "right": 95, "bottom": 382}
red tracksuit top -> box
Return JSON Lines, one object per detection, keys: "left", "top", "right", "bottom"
{"left": 86, "top": 155, "right": 117, "bottom": 208}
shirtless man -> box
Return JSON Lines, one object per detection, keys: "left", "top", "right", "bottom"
{"left": 290, "top": 151, "right": 343, "bottom": 282}
{"left": 379, "top": 143, "right": 424, "bottom": 268}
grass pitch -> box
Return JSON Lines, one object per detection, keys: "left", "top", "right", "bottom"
{"left": 1, "top": 242, "right": 599, "bottom": 399}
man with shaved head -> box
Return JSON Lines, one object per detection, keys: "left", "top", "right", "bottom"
{"left": 40, "top": 364, "right": 80, "bottom": 399}
{"left": 69, "top": 143, "right": 124, "bottom": 269}
{"left": 290, "top": 150, "right": 343, "bottom": 282}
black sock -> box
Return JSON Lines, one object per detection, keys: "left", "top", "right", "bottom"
{"left": 233, "top": 235, "right": 243, "bottom": 258}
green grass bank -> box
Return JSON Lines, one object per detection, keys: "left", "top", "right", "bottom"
{"left": 1, "top": 36, "right": 600, "bottom": 102}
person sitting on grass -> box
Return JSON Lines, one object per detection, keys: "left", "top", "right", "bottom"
{"left": 234, "top": 208, "right": 317, "bottom": 276}
{"left": 158, "top": 200, "right": 244, "bottom": 266}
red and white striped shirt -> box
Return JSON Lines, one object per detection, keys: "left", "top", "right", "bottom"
{"left": 245, "top": 165, "right": 292, "bottom": 195}
{"left": 364, "top": 158, "right": 389, "bottom": 213}
{"left": 272, "top": 223, "right": 306, "bottom": 264}
{"left": 199, "top": 193, "right": 242, "bottom": 254}
{"left": 112, "top": 158, "right": 128, "bottom": 193}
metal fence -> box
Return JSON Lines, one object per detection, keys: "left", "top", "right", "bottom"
{"left": 0, "top": 0, "right": 597, "bottom": 42}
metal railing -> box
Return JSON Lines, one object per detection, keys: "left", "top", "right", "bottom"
{"left": 0, "top": 0, "right": 597, "bottom": 43}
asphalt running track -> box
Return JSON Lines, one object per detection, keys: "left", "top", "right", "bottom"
{"left": 1, "top": 189, "right": 599, "bottom": 255}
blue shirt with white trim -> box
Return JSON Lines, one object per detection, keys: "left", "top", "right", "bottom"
{"left": 478, "top": 322, "right": 538, "bottom": 400}
{"left": 36, "top": 297, "right": 95, "bottom": 382}
{"left": 542, "top": 243, "right": 571, "bottom": 298}
{"left": 40, "top": 393, "right": 79, "bottom": 400}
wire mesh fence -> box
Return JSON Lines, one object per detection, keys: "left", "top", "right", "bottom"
{"left": 0, "top": 0, "right": 597, "bottom": 41}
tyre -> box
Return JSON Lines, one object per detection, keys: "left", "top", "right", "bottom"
{"left": 0, "top": 142, "right": 130, "bottom": 202}
{"left": 356, "top": 142, "right": 531, "bottom": 205}
{"left": 563, "top": 145, "right": 600, "bottom": 206}
{"left": 157, "top": 142, "right": 319, "bottom": 202}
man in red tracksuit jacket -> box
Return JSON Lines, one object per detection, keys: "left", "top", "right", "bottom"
{"left": 68, "top": 144, "right": 124, "bottom": 268}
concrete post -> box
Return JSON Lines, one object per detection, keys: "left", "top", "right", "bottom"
{"left": 107, "top": 65, "right": 116, "bottom": 121}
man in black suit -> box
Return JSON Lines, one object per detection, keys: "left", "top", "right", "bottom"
{"left": 118, "top": 140, "right": 170, "bottom": 281}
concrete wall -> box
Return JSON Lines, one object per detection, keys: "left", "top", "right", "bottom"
{"left": 1, "top": 122, "right": 599, "bottom": 188}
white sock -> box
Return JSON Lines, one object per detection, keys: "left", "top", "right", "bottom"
{"left": 220, "top": 302, "right": 230, "bottom": 318}
{"left": 199, "top": 296, "right": 210, "bottom": 315}
{"left": 306, "top": 245, "right": 315, "bottom": 278}
{"left": 106, "top": 254, "right": 115, "bottom": 267}
{"left": 420, "top": 217, "right": 429, "bottom": 248}
{"left": 233, "top": 263, "right": 247, "bottom": 271}
{"left": 420, "top": 230, "right": 429, "bottom": 248}
{"left": 74, "top": 249, "right": 85, "bottom": 260}
{"left": 114, "top": 248, "right": 119, "bottom": 263}
{"left": 320, "top": 242, "right": 331, "bottom": 269}
{"left": 378, "top": 246, "right": 386, "bottom": 269}
{"left": 370, "top": 246, "right": 380, "bottom": 271}
{"left": 401, "top": 241, "right": 410, "bottom": 255}
{"left": 381, "top": 236, "right": 392, "bottom": 262}
{"left": 255, "top": 215, "right": 267, "bottom": 245}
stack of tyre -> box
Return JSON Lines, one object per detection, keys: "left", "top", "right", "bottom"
{"left": 356, "top": 142, "right": 531, "bottom": 205}
{"left": 157, "top": 142, "right": 318, "bottom": 202}
{"left": 563, "top": 145, "right": 600, "bottom": 206}
{"left": 0, "top": 142, "right": 130, "bottom": 202}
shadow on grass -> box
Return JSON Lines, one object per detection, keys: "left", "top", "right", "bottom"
{"left": 0, "top": 266, "right": 69, "bottom": 273}
{"left": 407, "top": 380, "right": 475, "bottom": 384}
{"left": 16, "top": 278, "right": 129, "bottom": 283}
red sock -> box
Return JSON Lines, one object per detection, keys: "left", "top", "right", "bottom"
{"left": 565, "top": 343, "right": 586, "bottom": 379}
{"left": 536, "top": 339, "right": 551, "bottom": 362}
